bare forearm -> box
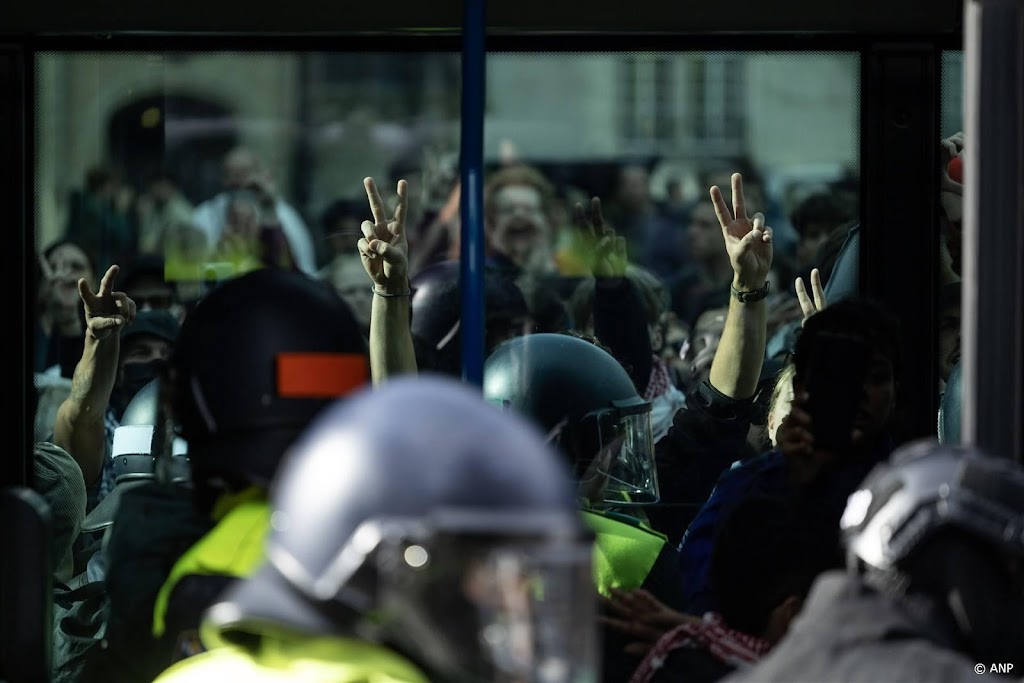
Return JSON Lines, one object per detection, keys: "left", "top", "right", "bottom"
{"left": 369, "top": 294, "right": 417, "bottom": 385}
{"left": 54, "top": 331, "right": 119, "bottom": 483}
{"left": 708, "top": 280, "right": 766, "bottom": 399}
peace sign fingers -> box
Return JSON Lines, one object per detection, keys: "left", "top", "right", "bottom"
{"left": 731, "top": 172, "right": 747, "bottom": 221}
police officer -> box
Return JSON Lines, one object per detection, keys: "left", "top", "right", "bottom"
{"left": 722, "top": 440, "right": 1024, "bottom": 683}
{"left": 83, "top": 266, "right": 371, "bottom": 683}
{"left": 483, "top": 331, "right": 686, "bottom": 682}
{"left": 87, "top": 177, "right": 422, "bottom": 683}
{"left": 153, "top": 376, "right": 599, "bottom": 683}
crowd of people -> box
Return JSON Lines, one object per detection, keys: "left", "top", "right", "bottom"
{"left": 22, "top": 129, "right": 1023, "bottom": 683}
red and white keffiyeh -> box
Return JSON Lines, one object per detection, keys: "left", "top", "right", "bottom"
{"left": 629, "top": 612, "right": 772, "bottom": 683}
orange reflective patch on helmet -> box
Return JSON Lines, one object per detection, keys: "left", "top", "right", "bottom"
{"left": 276, "top": 353, "right": 369, "bottom": 398}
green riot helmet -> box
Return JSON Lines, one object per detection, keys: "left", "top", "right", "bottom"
{"left": 483, "top": 332, "right": 659, "bottom": 508}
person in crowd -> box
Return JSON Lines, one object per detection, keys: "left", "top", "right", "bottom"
{"left": 603, "top": 496, "right": 839, "bottom": 683}
{"left": 665, "top": 197, "right": 735, "bottom": 327}
{"left": 601, "top": 162, "right": 681, "bottom": 278}
{"left": 152, "top": 376, "right": 598, "bottom": 683}
{"left": 52, "top": 264, "right": 145, "bottom": 509}
{"left": 482, "top": 163, "right": 572, "bottom": 333}
{"left": 36, "top": 239, "right": 97, "bottom": 377}
{"left": 64, "top": 165, "right": 135, "bottom": 269}
{"left": 483, "top": 330, "right": 685, "bottom": 683}
{"left": 54, "top": 292, "right": 179, "bottom": 522}
{"left": 567, "top": 197, "right": 686, "bottom": 444}
{"left": 119, "top": 254, "right": 188, "bottom": 323}
{"left": 677, "top": 305, "right": 728, "bottom": 395}
{"left": 135, "top": 169, "right": 195, "bottom": 258}
{"left": 790, "top": 190, "right": 857, "bottom": 275}
{"left": 659, "top": 311, "right": 692, "bottom": 389}
{"left": 318, "top": 198, "right": 372, "bottom": 333}
{"left": 483, "top": 163, "right": 558, "bottom": 277}
{"left": 191, "top": 146, "right": 318, "bottom": 275}
{"left": 85, "top": 177, "right": 412, "bottom": 683}
{"left": 676, "top": 296, "right": 902, "bottom": 617}
{"left": 645, "top": 173, "right": 776, "bottom": 548}
{"left": 721, "top": 440, "right": 1023, "bottom": 682}
{"left": 150, "top": 374, "right": 598, "bottom": 683}
{"left": 408, "top": 259, "right": 530, "bottom": 377}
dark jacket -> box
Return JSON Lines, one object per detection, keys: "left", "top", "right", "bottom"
{"left": 645, "top": 381, "right": 758, "bottom": 549}
{"left": 676, "top": 438, "right": 893, "bottom": 616}
{"left": 720, "top": 571, "right": 1002, "bottom": 683}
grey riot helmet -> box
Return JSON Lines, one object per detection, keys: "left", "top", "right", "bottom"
{"left": 80, "top": 379, "right": 190, "bottom": 532}
{"left": 203, "top": 375, "right": 597, "bottom": 683}
{"left": 483, "top": 332, "right": 659, "bottom": 508}
{"left": 840, "top": 439, "right": 1024, "bottom": 663}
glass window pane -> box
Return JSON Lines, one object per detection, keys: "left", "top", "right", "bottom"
{"left": 464, "top": 50, "right": 862, "bottom": 544}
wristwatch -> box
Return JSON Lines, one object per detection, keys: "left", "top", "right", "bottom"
{"left": 730, "top": 280, "right": 770, "bottom": 303}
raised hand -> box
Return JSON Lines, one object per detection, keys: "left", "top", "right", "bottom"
{"left": 795, "top": 268, "right": 827, "bottom": 325}
{"left": 80, "top": 265, "right": 136, "bottom": 341}
{"left": 573, "top": 196, "right": 627, "bottom": 278}
{"left": 358, "top": 177, "right": 410, "bottom": 295}
{"left": 710, "top": 173, "right": 773, "bottom": 290}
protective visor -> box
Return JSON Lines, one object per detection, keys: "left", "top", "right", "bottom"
{"left": 371, "top": 511, "right": 599, "bottom": 683}
{"left": 577, "top": 399, "right": 659, "bottom": 507}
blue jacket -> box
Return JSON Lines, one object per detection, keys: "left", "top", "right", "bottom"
{"left": 677, "top": 438, "right": 893, "bottom": 615}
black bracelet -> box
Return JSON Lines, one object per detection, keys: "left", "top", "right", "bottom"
{"left": 372, "top": 287, "right": 412, "bottom": 298}
{"left": 730, "top": 281, "right": 770, "bottom": 303}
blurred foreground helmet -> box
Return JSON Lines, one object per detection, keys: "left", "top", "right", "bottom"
{"left": 483, "top": 333, "right": 659, "bottom": 507}
{"left": 169, "top": 268, "right": 369, "bottom": 491}
{"left": 840, "top": 440, "right": 1024, "bottom": 662}
{"left": 840, "top": 440, "right": 1024, "bottom": 573}
{"left": 81, "top": 379, "right": 189, "bottom": 532}
{"left": 204, "top": 376, "right": 597, "bottom": 683}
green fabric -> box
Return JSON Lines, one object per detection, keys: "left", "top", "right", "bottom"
{"left": 152, "top": 493, "right": 271, "bottom": 637}
{"left": 582, "top": 509, "right": 666, "bottom": 596}
{"left": 153, "top": 637, "right": 429, "bottom": 683}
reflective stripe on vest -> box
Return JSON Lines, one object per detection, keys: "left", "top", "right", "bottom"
{"left": 152, "top": 495, "right": 271, "bottom": 637}
{"left": 582, "top": 509, "right": 667, "bottom": 596}
{"left": 153, "top": 637, "right": 430, "bottom": 683}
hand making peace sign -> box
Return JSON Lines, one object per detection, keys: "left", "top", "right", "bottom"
{"left": 710, "top": 173, "right": 774, "bottom": 291}
{"left": 358, "top": 177, "right": 410, "bottom": 296}
{"left": 80, "top": 264, "right": 137, "bottom": 341}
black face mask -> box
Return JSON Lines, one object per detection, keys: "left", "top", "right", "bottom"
{"left": 112, "top": 359, "right": 166, "bottom": 420}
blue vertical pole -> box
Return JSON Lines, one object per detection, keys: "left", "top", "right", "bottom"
{"left": 459, "top": 0, "right": 486, "bottom": 387}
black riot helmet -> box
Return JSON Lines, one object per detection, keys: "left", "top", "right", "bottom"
{"left": 81, "top": 378, "right": 190, "bottom": 532}
{"left": 483, "top": 332, "right": 659, "bottom": 507}
{"left": 203, "top": 375, "right": 597, "bottom": 683}
{"left": 841, "top": 439, "right": 1024, "bottom": 663}
{"left": 410, "top": 260, "right": 530, "bottom": 376}
{"left": 167, "top": 268, "right": 369, "bottom": 501}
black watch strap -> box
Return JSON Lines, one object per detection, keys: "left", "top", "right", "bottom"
{"left": 730, "top": 280, "right": 770, "bottom": 303}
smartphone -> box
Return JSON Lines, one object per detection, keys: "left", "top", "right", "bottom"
{"left": 804, "top": 332, "right": 872, "bottom": 453}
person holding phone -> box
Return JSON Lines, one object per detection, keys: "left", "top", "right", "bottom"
{"left": 675, "top": 297, "right": 901, "bottom": 617}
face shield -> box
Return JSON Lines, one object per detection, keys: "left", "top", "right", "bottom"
{"left": 368, "top": 511, "right": 598, "bottom": 683}
{"left": 576, "top": 398, "right": 659, "bottom": 508}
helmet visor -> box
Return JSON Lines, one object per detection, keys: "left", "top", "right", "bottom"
{"left": 374, "top": 514, "right": 598, "bottom": 683}
{"left": 579, "top": 403, "right": 659, "bottom": 507}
